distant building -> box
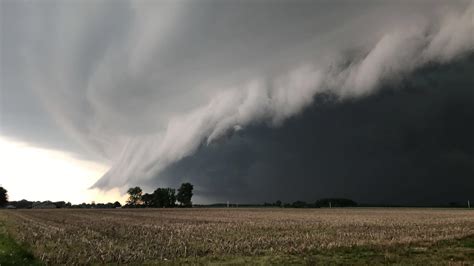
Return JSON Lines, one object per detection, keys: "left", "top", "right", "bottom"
{"left": 5, "top": 205, "right": 16, "bottom": 209}
{"left": 32, "top": 201, "right": 56, "bottom": 209}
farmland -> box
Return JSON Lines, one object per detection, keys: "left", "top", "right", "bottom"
{"left": 1, "top": 208, "right": 474, "bottom": 264}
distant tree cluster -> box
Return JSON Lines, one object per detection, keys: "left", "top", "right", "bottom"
{"left": 231, "top": 198, "right": 359, "bottom": 208}
{"left": 7, "top": 200, "right": 71, "bottom": 209}
{"left": 70, "top": 201, "right": 122, "bottom": 209}
{"left": 263, "top": 198, "right": 358, "bottom": 208}
{"left": 0, "top": 185, "right": 123, "bottom": 209}
{"left": 315, "top": 198, "right": 358, "bottom": 208}
{"left": 9, "top": 199, "right": 33, "bottom": 209}
{"left": 125, "top": 183, "right": 193, "bottom": 208}
{"left": 141, "top": 188, "right": 176, "bottom": 208}
{"left": 263, "top": 200, "right": 282, "bottom": 207}
{"left": 0, "top": 183, "right": 194, "bottom": 209}
{"left": 6, "top": 200, "right": 122, "bottom": 209}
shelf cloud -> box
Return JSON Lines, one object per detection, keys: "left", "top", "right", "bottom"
{"left": 2, "top": 0, "right": 473, "bottom": 198}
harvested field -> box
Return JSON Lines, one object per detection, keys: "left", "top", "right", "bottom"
{"left": 1, "top": 208, "right": 474, "bottom": 264}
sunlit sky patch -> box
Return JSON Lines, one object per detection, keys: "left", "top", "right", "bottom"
{"left": 0, "top": 137, "right": 126, "bottom": 204}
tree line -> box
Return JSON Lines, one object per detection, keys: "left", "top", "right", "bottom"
{"left": 0, "top": 186, "right": 355, "bottom": 209}
{"left": 3, "top": 200, "right": 123, "bottom": 209}
{"left": 125, "top": 183, "right": 194, "bottom": 208}
{"left": 5, "top": 184, "right": 465, "bottom": 208}
{"left": 0, "top": 184, "right": 194, "bottom": 209}
{"left": 0, "top": 186, "right": 123, "bottom": 209}
{"left": 262, "top": 198, "right": 358, "bottom": 208}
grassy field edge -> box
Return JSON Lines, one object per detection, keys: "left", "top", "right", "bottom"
{"left": 0, "top": 215, "right": 40, "bottom": 265}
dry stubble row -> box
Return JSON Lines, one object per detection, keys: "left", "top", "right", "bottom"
{"left": 4, "top": 208, "right": 474, "bottom": 264}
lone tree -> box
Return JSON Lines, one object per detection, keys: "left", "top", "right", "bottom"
{"left": 177, "top": 183, "right": 193, "bottom": 207}
{"left": 0, "top": 187, "right": 7, "bottom": 207}
{"left": 126, "top": 186, "right": 143, "bottom": 207}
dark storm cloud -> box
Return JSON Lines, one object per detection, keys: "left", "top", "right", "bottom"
{"left": 157, "top": 57, "right": 474, "bottom": 205}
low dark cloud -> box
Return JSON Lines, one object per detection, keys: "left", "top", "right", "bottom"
{"left": 157, "top": 56, "right": 474, "bottom": 205}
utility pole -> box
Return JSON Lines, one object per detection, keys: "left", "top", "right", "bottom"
{"left": 468, "top": 200, "right": 471, "bottom": 209}
{"left": 329, "top": 201, "right": 332, "bottom": 208}
{"left": 227, "top": 201, "right": 229, "bottom": 208}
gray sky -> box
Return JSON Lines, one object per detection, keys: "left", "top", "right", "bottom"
{"left": 1, "top": 0, "right": 473, "bottom": 203}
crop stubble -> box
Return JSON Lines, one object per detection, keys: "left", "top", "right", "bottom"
{"left": 3, "top": 208, "right": 474, "bottom": 264}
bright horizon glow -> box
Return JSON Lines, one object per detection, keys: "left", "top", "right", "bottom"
{"left": 0, "top": 136, "right": 127, "bottom": 204}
